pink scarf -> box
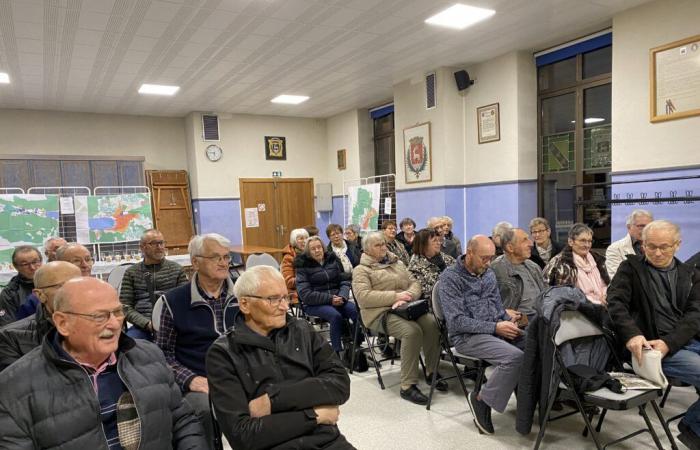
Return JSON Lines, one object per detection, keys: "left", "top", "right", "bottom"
{"left": 573, "top": 252, "right": 607, "bottom": 304}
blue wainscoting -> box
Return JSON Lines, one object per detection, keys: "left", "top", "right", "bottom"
{"left": 611, "top": 167, "right": 700, "bottom": 261}
{"left": 192, "top": 198, "right": 242, "bottom": 245}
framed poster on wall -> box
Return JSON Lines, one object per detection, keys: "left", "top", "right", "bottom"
{"left": 403, "top": 122, "right": 432, "bottom": 183}
{"left": 477, "top": 103, "right": 500, "bottom": 144}
{"left": 650, "top": 34, "right": 700, "bottom": 122}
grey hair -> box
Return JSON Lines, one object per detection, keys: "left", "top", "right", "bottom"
{"left": 568, "top": 223, "right": 593, "bottom": 240}
{"left": 346, "top": 224, "right": 360, "bottom": 235}
{"left": 188, "top": 233, "right": 231, "bottom": 256}
{"left": 233, "top": 265, "right": 284, "bottom": 300}
{"left": 642, "top": 219, "right": 680, "bottom": 242}
{"left": 140, "top": 228, "right": 161, "bottom": 244}
{"left": 55, "top": 242, "right": 88, "bottom": 261}
{"left": 303, "top": 236, "right": 325, "bottom": 257}
{"left": 626, "top": 209, "right": 654, "bottom": 226}
{"left": 441, "top": 216, "right": 454, "bottom": 226}
{"left": 426, "top": 217, "right": 441, "bottom": 228}
{"left": 500, "top": 227, "right": 520, "bottom": 250}
{"left": 43, "top": 236, "right": 65, "bottom": 247}
{"left": 528, "top": 217, "right": 550, "bottom": 230}
{"left": 492, "top": 221, "right": 513, "bottom": 240}
{"left": 289, "top": 228, "right": 309, "bottom": 246}
{"left": 362, "top": 231, "right": 386, "bottom": 252}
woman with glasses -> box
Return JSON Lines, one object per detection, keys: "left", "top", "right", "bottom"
{"left": 326, "top": 224, "right": 361, "bottom": 280}
{"left": 543, "top": 223, "right": 610, "bottom": 305}
{"left": 280, "top": 228, "right": 309, "bottom": 305}
{"left": 295, "top": 236, "right": 358, "bottom": 358}
{"left": 407, "top": 228, "right": 456, "bottom": 301}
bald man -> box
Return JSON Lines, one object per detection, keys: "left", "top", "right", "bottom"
{"left": 0, "top": 261, "right": 81, "bottom": 371}
{"left": 0, "top": 277, "right": 206, "bottom": 448}
{"left": 438, "top": 235, "right": 525, "bottom": 435}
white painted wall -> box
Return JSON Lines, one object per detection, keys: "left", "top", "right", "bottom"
{"left": 326, "top": 109, "right": 360, "bottom": 196}
{"left": 612, "top": 0, "right": 700, "bottom": 172}
{"left": 187, "top": 113, "right": 329, "bottom": 199}
{"left": 0, "top": 109, "right": 188, "bottom": 170}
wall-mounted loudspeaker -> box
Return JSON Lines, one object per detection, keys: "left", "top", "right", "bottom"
{"left": 454, "top": 70, "right": 474, "bottom": 91}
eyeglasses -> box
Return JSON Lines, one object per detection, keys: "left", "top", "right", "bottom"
{"left": 36, "top": 281, "right": 66, "bottom": 290}
{"left": 145, "top": 240, "right": 166, "bottom": 247}
{"left": 477, "top": 255, "right": 496, "bottom": 263}
{"left": 574, "top": 239, "right": 593, "bottom": 245}
{"left": 196, "top": 254, "right": 232, "bottom": 263}
{"left": 644, "top": 242, "right": 678, "bottom": 253}
{"left": 69, "top": 256, "right": 94, "bottom": 265}
{"left": 530, "top": 228, "right": 549, "bottom": 235}
{"left": 15, "top": 259, "right": 42, "bottom": 269}
{"left": 245, "top": 294, "right": 291, "bottom": 307}
{"left": 60, "top": 306, "right": 125, "bottom": 324}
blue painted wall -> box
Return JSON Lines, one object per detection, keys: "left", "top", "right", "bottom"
{"left": 192, "top": 198, "right": 242, "bottom": 245}
{"left": 611, "top": 167, "right": 700, "bottom": 261}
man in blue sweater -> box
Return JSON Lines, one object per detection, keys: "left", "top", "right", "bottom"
{"left": 438, "top": 235, "right": 525, "bottom": 435}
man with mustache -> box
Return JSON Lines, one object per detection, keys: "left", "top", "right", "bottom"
{"left": 0, "top": 277, "right": 206, "bottom": 448}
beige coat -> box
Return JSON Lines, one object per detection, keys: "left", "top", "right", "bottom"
{"left": 352, "top": 252, "right": 421, "bottom": 327}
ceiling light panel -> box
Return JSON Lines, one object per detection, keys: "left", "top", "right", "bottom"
{"left": 425, "top": 4, "right": 495, "bottom": 30}
{"left": 0, "top": 72, "right": 9, "bottom": 84}
{"left": 270, "top": 95, "right": 309, "bottom": 105}
{"left": 138, "top": 84, "right": 180, "bottom": 95}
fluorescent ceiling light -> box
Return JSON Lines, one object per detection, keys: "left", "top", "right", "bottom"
{"left": 425, "top": 4, "right": 495, "bottom": 30}
{"left": 0, "top": 72, "right": 9, "bottom": 84}
{"left": 138, "top": 83, "right": 179, "bottom": 95}
{"left": 571, "top": 118, "right": 607, "bottom": 124}
{"left": 271, "top": 95, "right": 309, "bottom": 105}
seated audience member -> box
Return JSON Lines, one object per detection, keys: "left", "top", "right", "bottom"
{"left": 490, "top": 221, "right": 513, "bottom": 257}
{"left": 120, "top": 229, "right": 188, "bottom": 340}
{"left": 344, "top": 223, "right": 362, "bottom": 249}
{"left": 281, "top": 228, "right": 309, "bottom": 303}
{"left": 56, "top": 242, "right": 94, "bottom": 276}
{"left": 687, "top": 250, "right": 700, "bottom": 269}
{"left": 606, "top": 209, "right": 653, "bottom": 278}
{"left": 207, "top": 266, "right": 354, "bottom": 450}
{"left": 491, "top": 228, "right": 546, "bottom": 321}
{"left": 352, "top": 231, "right": 444, "bottom": 405}
{"left": 543, "top": 223, "right": 610, "bottom": 305}
{"left": 382, "top": 219, "right": 411, "bottom": 266}
{"left": 296, "top": 236, "right": 358, "bottom": 357}
{"left": 0, "top": 277, "right": 206, "bottom": 449}
{"left": 0, "top": 245, "right": 43, "bottom": 327}
{"left": 305, "top": 225, "right": 320, "bottom": 237}
{"left": 607, "top": 220, "right": 700, "bottom": 449}
{"left": 327, "top": 223, "right": 361, "bottom": 277}
{"left": 438, "top": 235, "right": 525, "bottom": 435}
{"left": 528, "top": 217, "right": 563, "bottom": 269}
{"left": 442, "top": 216, "right": 463, "bottom": 259}
{"left": 0, "top": 261, "right": 81, "bottom": 371}
{"left": 407, "top": 228, "right": 456, "bottom": 301}
{"left": 155, "top": 233, "right": 238, "bottom": 449}
{"left": 43, "top": 236, "right": 67, "bottom": 262}
{"left": 396, "top": 217, "right": 417, "bottom": 256}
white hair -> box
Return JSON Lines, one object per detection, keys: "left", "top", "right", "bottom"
{"left": 362, "top": 231, "right": 386, "bottom": 252}
{"left": 289, "top": 228, "right": 309, "bottom": 246}
{"left": 626, "top": 209, "right": 653, "bottom": 226}
{"left": 492, "top": 221, "right": 513, "bottom": 240}
{"left": 188, "top": 233, "right": 231, "bottom": 256}
{"left": 233, "top": 266, "right": 284, "bottom": 300}
{"left": 641, "top": 220, "right": 680, "bottom": 242}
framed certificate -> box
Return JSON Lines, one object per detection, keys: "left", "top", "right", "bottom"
{"left": 477, "top": 103, "right": 500, "bottom": 144}
{"left": 650, "top": 34, "right": 700, "bottom": 122}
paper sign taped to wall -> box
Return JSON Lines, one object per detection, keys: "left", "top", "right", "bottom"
{"left": 384, "top": 197, "right": 392, "bottom": 215}
{"left": 257, "top": 203, "right": 266, "bottom": 212}
{"left": 59, "top": 197, "right": 74, "bottom": 214}
{"left": 244, "top": 208, "right": 259, "bottom": 228}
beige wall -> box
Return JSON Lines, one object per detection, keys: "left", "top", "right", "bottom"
{"left": 326, "top": 109, "right": 360, "bottom": 196}
{"left": 0, "top": 109, "right": 187, "bottom": 170}
{"left": 612, "top": 0, "right": 700, "bottom": 172}
{"left": 186, "top": 112, "right": 328, "bottom": 198}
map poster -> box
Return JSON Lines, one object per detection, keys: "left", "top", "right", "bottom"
{"left": 74, "top": 194, "right": 153, "bottom": 244}
{"left": 0, "top": 194, "right": 59, "bottom": 266}
{"left": 349, "top": 184, "right": 380, "bottom": 232}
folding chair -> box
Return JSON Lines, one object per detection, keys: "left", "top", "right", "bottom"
{"left": 427, "top": 281, "right": 487, "bottom": 411}
{"left": 107, "top": 263, "right": 133, "bottom": 292}
{"left": 245, "top": 253, "right": 279, "bottom": 270}
{"left": 659, "top": 376, "right": 689, "bottom": 426}
{"left": 209, "top": 395, "right": 224, "bottom": 450}
{"left": 534, "top": 310, "right": 678, "bottom": 450}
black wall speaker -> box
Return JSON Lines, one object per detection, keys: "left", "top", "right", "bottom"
{"left": 454, "top": 70, "right": 474, "bottom": 91}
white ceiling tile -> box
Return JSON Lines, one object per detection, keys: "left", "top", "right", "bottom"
{"left": 187, "top": 28, "right": 220, "bottom": 45}
{"left": 135, "top": 20, "right": 170, "bottom": 38}
{"left": 321, "top": 7, "right": 368, "bottom": 28}
{"left": 75, "top": 29, "right": 106, "bottom": 44}
{"left": 81, "top": 0, "right": 118, "bottom": 14}
{"left": 16, "top": 39, "right": 43, "bottom": 54}
{"left": 11, "top": 2, "right": 42, "bottom": 23}
{"left": 298, "top": 25, "right": 343, "bottom": 43}
{"left": 252, "top": 17, "right": 294, "bottom": 37}
{"left": 200, "top": 9, "right": 240, "bottom": 30}
{"left": 177, "top": 42, "right": 208, "bottom": 58}
{"left": 129, "top": 36, "right": 159, "bottom": 52}
{"left": 13, "top": 21, "right": 43, "bottom": 40}
{"left": 78, "top": 11, "right": 111, "bottom": 31}
{"left": 121, "top": 50, "right": 150, "bottom": 64}
{"left": 144, "top": 1, "right": 183, "bottom": 23}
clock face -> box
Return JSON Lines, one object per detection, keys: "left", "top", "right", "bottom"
{"left": 205, "top": 144, "right": 222, "bottom": 162}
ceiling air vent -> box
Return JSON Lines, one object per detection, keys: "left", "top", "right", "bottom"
{"left": 426, "top": 72, "right": 436, "bottom": 110}
{"left": 202, "top": 114, "right": 219, "bottom": 141}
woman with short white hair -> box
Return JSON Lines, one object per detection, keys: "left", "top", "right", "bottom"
{"left": 281, "top": 228, "right": 309, "bottom": 304}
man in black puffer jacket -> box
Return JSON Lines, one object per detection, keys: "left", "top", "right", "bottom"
{"left": 0, "top": 245, "right": 43, "bottom": 327}
{"left": 0, "top": 277, "right": 206, "bottom": 449}
{"left": 207, "top": 266, "right": 354, "bottom": 450}
{"left": 0, "top": 261, "right": 81, "bottom": 371}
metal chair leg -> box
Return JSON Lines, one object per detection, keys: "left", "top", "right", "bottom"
{"left": 650, "top": 400, "right": 679, "bottom": 450}
{"left": 660, "top": 384, "right": 673, "bottom": 408}
{"left": 639, "top": 403, "right": 665, "bottom": 450}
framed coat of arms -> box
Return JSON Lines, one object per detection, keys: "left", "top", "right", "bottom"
{"left": 403, "top": 122, "right": 432, "bottom": 183}
{"left": 265, "top": 136, "right": 286, "bottom": 160}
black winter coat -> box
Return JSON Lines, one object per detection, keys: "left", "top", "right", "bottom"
{"left": 295, "top": 252, "right": 351, "bottom": 306}
{"left": 607, "top": 255, "right": 700, "bottom": 355}
{"left": 0, "top": 305, "right": 53, "bottom": 371}
{"left": 206, "top": 315, "right": 353, "bottom": 450}
{"left": 0, "top": 331, "right": 206, "bottom": 449}
{"left": 0, "top": 275, "right": 34, "bottom": 327}
{"left": 529, "top": 239, "right": 565, "bottom": 269}
{"left": 326, "top": 240, "right": 361, "bottom": 267}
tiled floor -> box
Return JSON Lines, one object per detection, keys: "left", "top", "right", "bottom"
{"left": 223, "top": 360, "right": 692, "bottom": 449}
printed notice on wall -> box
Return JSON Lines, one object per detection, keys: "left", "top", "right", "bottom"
{"left": 59, "top": 196, "right": 74, "bottom": 214}
{"left": 244, "top": 208, "right": 259, "bottom": 228}
{"left": 384, "top": 197, "right": 392, "bottom": 215}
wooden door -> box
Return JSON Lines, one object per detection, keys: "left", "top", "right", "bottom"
{"left": 239, "top": 178, "right": 314, "bottom": 248}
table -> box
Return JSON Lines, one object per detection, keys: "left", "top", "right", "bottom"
{"left": 230, "top": 245, "right": 285, "bottom": 263}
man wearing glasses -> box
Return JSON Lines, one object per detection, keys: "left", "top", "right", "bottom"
{"left": 56, "top": 242, "right": 95, "bottom": 277}
{"left": 608, "top": 220, "right": 700, "bottom": 449}
{"left": 120, "top": 229, "right": 188, "bottom": 340}
{"left": 606, "top": 209, "right": 653, "bottom": 278}
{"left": 0, "top": 261, "right": 81, "bottom": 371}
{"left": 154, "top": 233, "right": 238, "bottom": 450}
{"left": 438, "top": 235, "right": 525, "bottom": 435}
{"left": 0, "top": 277, "right": 206, "bottom": 448}
{"left": 207, "top": 265, "right": 354, "bottom": 450}
{"left": 0, "top": 245, "right": 43, "bottom": 327}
